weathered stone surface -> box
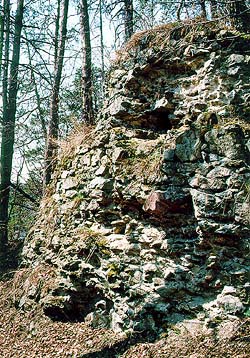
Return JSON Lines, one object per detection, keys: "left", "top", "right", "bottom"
{"left": 20, "top": 25, "right": 250, "bottom": 336}
{"left": 175, "top": 129, "right": 201, "bottom": 162}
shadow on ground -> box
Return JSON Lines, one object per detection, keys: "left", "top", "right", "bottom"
{"left": 79, "top": 331, "right": 156, "bottom": 358}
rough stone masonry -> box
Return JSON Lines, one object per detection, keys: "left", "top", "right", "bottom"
{"left": 20, "top": 23, "right": 250, "bottom": 336}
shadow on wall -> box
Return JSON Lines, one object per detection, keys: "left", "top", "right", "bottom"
{"left": 43, "top": 284, "right": 114, "bottom": 323}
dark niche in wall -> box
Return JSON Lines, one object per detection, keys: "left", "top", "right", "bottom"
{"left": 128, "top": 109, "right": 173, "bottom": 132}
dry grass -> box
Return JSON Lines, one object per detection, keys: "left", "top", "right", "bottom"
{"left": 31, "top": 195, "right": 59, "bottom": 238}
{"left": 116, "top": 140, "right": 164, "bottom": 184}
{"left": 10, "top": 265, "right": 57, "bottom": 307}
{"left": 220, "top": 118, "right": 250, "bottom": 132}
{"left": 114, "top": 19, "right": 228, "bottom": 64}
{"left": 58, "top": 122, "right": 95, "bottom": 162}
{"left": 128, "top": 146, "right": 163, "bottom": 183}
{"left": 43, "top": 122, "right": 95, "bottom": 198}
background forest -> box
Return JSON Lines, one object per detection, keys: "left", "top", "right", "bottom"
{"left": 0, "top": 0, "right": 249, "bottom": 269}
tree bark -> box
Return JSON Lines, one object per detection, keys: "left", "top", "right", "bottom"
{"left": 0, "top": 0, "right": 11, "bottom": 259}
{"left": 44, "top": 0, "right": 69, "bottom": 187}
{"left": 228, "top": 0, "right": 250, "bottom": 33}
{"left": 199, "top": 0, "right": 207, "bottom": 18}
{"left": 209, "top": 0, "right": 218, "bottom": 18}
{"left": 54, "top": 0, "right": 61, "bottom": 68}
{"left": 0, "top": 0, "right": 24, "bottom": 266}
{"left": 80, "top": 0, "right": 94, "bottom": 124}
{"left": 0, "top": 3, "right": 4, "bottom": 80}
{"left": 25, "top": 30, "right": 47, "bottom": 142}
{"left": 177, "top": 0, "right": 185, "bottom": 20}
{"left": 99, "top": 0, "right": 105, "bottom": 85}
{"left": 124, "top": 0, "right": 133, "bottom": 41}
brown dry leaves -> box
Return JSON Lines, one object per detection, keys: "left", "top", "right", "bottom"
{"left": 121, "top": 326, "right": 250, "bottom": 358}
{"left": 0, "top": 277, "right": 250, "bottom": 358}
{"left": 0, "top": 278, "right": 121, "bottom": 358}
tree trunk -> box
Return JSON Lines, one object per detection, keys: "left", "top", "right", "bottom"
{"left": 0, "top": 0, "right": 11, "bottom": 261}
{"left": 228, "top": 0, "right": 250, "bottom": 33}
{"left": 99, "top": 0, "right": 105, "bottom": 85}
{"left": 209, "top": 0, "right": 218, "bottom": 18}
{"left": 199, "top": 0, "right": 207, "bottom": 18}
{"left": 177, "top": 0, "right": 185, "bottom": 20}
{"left": 54, "top": 0, "right": 61, "bottom": 68}
{"left": 0, "top": 0, "right": 24, "bottom": 266}
{"left": 0, "top": 3, "right": 4, "bottom": 80}
{"left": 44, "top": 0, "right": 69, "bottom": 187}
{"left": 25, "top": 30, "right": 47, "bottom": 142}
{"left": 124, "top": 0, "right": 133, "bottom": 41}
{"left": 80, "top": 0, "right": 94, "bottom": 124}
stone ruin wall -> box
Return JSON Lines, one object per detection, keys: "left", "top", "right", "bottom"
{"left": 20, "top": 24, "right": 250, "bottom": 335}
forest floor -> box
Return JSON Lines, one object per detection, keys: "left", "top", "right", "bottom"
{"left": 0, "top": 276, "right": 250, "bottom": 358}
